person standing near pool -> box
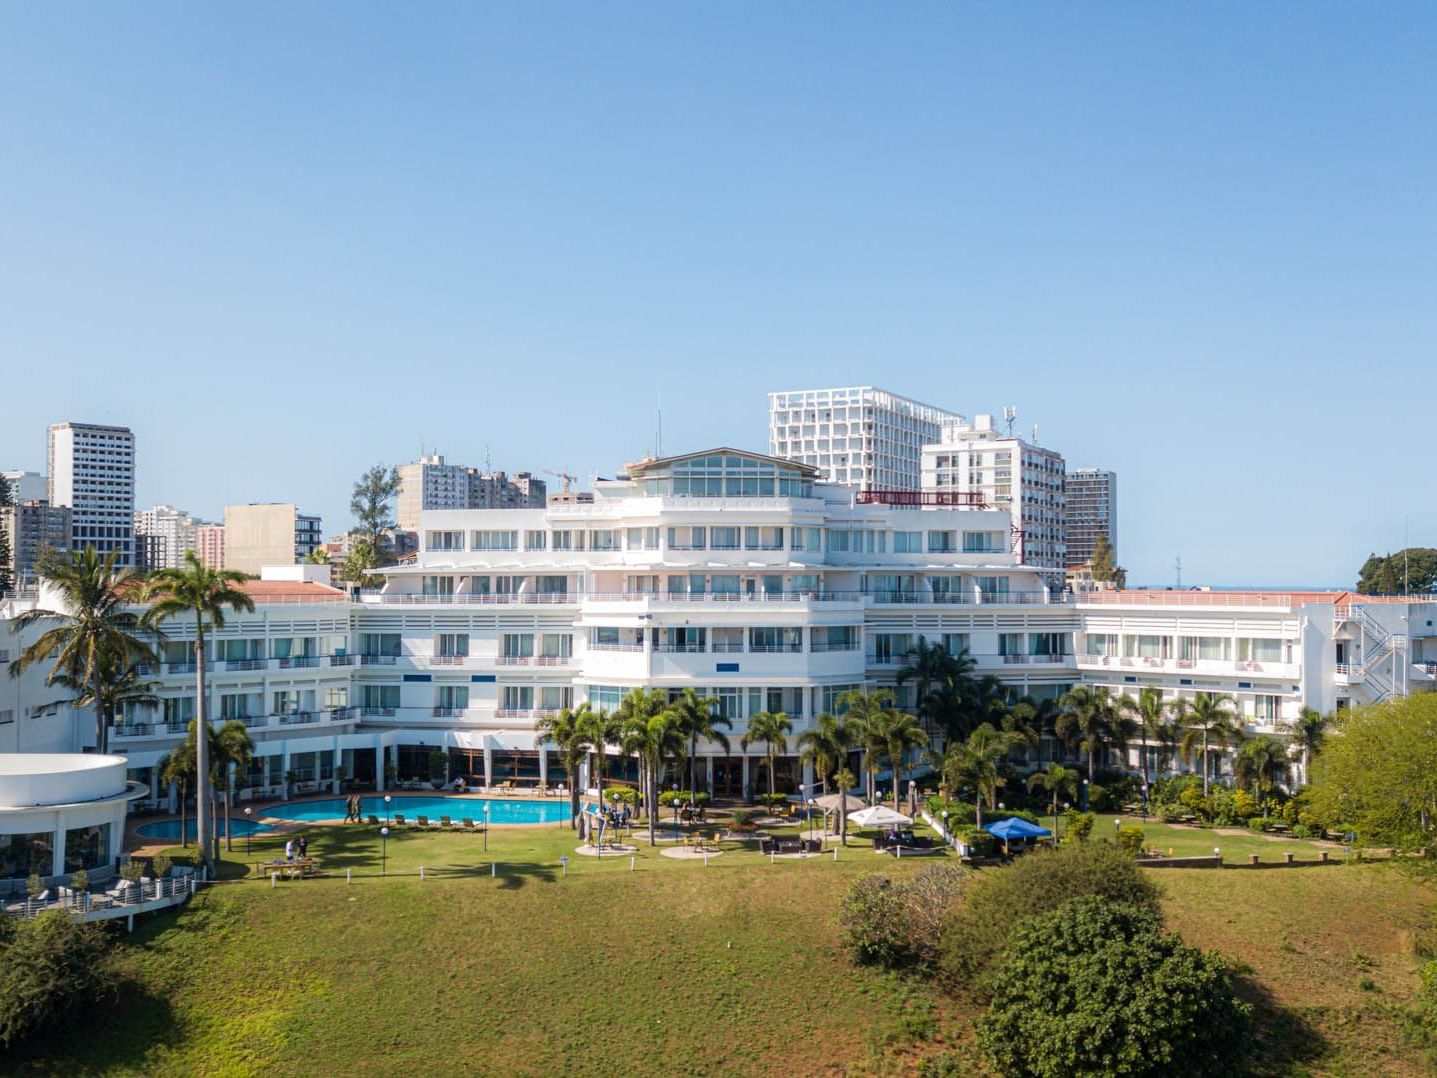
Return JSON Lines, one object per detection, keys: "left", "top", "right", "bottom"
{"left": 285, "top": 838, "right": 295, "bottom": 862}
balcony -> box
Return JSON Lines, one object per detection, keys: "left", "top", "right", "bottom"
{"left": 113, "top": 721, "right": 190, "bottom": 740}
{"left": 276, "top": 656, "right": 320, "bottom": 669}
{"left": 165, "top": 662, "right": 197, "bottom": 675}
{"left": 359, "top": 706, "right": 397, "bottom": 717}
{"left": 278, "top": 711, "right": 320, "bottom": 726}
{"left": 329, "top": 655, "right": 355, "bottom": 667}
{"left": 359, "top": 655, "right": 398, "bottom": 666}
{"left": 427, "top": 655, "right": 473, "bottom": 667}
{"left": 222, "top": 659, "right": 266, "bottom": 672}
{"left": 358, "top": 592, "right": 576, "bottom": 606}
{"left": 1075, "top": 654, "right": 1300, "bottom": 679}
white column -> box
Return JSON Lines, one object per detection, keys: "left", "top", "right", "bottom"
{"left": 705, "top": 755, "right": 714, "bottom": 793}
{"left": 483, "top": 744, "right": 494, "bottom": 788}
{"left": 538, "top": 746, "right": 549, "bottom": 788}
{"left": 375, "top": 743, "right": 385, "bottom": 792}
{"left": 332, "top": 740, "right": 342, "bottom": 795}
{"left": 51, "top": 813, "right": 65, "bottom": 878}
{"left": 741, "top": 756, "right": 751, "bottom": 800}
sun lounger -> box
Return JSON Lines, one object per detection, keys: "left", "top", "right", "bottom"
{"left": 393, "top": 814, "right": 407, "bottom": 828}
{"left": 417, "top": 815, "right": 432, "bottom": 830}
{"left": 367, "top": 815, "right": 380, "bottom": 826}
{"left": 439, "top": 816, "right": 452, "bottom": 830}
{"left": 462, "top": 818, "right": 476, "bottom": 830}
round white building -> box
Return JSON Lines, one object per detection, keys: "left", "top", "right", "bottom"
{"left": 0, "top": 754, "right": 143, "bottom": 883}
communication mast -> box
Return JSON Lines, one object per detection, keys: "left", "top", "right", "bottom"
{"left": 1003, "top": 406, "right": 1018, "bottom": 436}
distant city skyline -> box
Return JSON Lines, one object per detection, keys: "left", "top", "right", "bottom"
{"left": 3, "top": 6, "right": 1433, "bottom": 587}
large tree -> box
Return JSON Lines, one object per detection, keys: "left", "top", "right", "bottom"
{"left": 618, "top": 691, "right": 684, "bottom": 846}
{"left": 1176, "top": 692, "right": 1244, "bottom": 796}
{"left": 536, "top": 703, "right": 595, "bottom": 829}
{"left": 1356, "top": 548, "right": 1437, "bottom": 594}
{"left": 8, "top": 548, "right": 157, "bottom": 753}
{"left": 666, "top": 688, "right": 729, "bottom": 796}
{"left": 350, "top": 464, "right": 401, "bottom": 557}
{"left": 1089, "top": 533, "right": 1128, "bottom": 589}
{"left": 1056, "top": 685, "right": 1131, "bottom": 781}
{"left": 741, "top": 711, "right": 793, "bottom": 802}
{"left": 942, "top": 723, "right": 1018, "bottom": 829}
{"left": 1118, "top": 687, "right": 1176, "bottom": 788}
{"left": 141, "top": 552, "right": 255, "bottom": 872}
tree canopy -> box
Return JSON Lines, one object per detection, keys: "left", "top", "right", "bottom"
{"left": 350, "top": 464, "right": 401, "bottom": 556}
{"left": 1357, "top": 548, "right": 1437, "bottom": 594}
{"left": 1089, "top": 532, "right": 1127, "bottom": 588}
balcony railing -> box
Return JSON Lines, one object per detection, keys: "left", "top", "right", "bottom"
{"left": 359, "top": 655, "right": 398, "bottom": 666}
{"left": 431, "top": 706, "right": 469, "bottom": 718}
{"left": 277, "top": 656, "right": 320, "bottom": 669}
{"left": 496, "top": 656, "right": 533, "bottom": 665}
{"left": 427, "top": 655, "right": 471, "bottom": 666}
{"left": 359, "top": 706, "right": 397, "bottom": 717}
{"left": 809, "top": 642, "right": 862, "bottom": 653}
{"left": 278, "top": 711, "right": 319, "bottom": 726}
{"left": 584, "top": 590, "right": 863, "bottom": 604}
{"left": 588, "top": 643, "right": 643, "bottom": 652}
{"left": 329, "top": 655, "right": 354, "bottom": 667}
{"left": 748, "top": 643, "right": 803, "bottom": 653}
{"left": 535, "top": 655, "right": 572, "bottom": 666}
{"left": 654, "top": 643, "right": 707, "bottom": 653}
{"left": 222, "top": 659, "right": 266, "bottom": 671}
{"left": 165, "top": 662, "right": 196, "bottom": 674}
{"left": 357, "top": 592, "right": 575, "bottom": 606}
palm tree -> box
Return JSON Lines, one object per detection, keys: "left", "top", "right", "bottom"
{"left": 1176, "top": 692, "right": 1244, "bottom": 796}
{"left": 1285, "top": 706, "right": 1329, "bottom": 784}
{"left": 942, "top": 724, "right": 1016, "bottom": 830}
{"left": 8, "top": 547, "right": 157, "bottom": 754}
{"left": 214, "top": 719, "right": 255, "bottom": 851}
{"left": 1119, "top": 687, "right": 1175, "bottom": 788}
{"left": 741, "top": 711, "right": 793, "bottom": 803}
{"left": 667, "top": 688, "right": 729, "bottom": 796}
{"left": 141, "top": 551, "right": 254, "bottom": 871}
{"left": 157, "top": 741, "right": 196, "bottom": 848}
{"left": 897, "top": 638, "right": 976, "bottom": 739}
{"left": 1027, "top": 762, "right": 1079, "bottom": 830}
{"left": 1234, "top": 734, "right": 1290, "bottom": 801}
{"left": 796, "top": 711, "right": 851, "bottom": 797}
{"left": 1056, "top": 685, "right": 1132, "bottom": 781}
{"left": 832, "top": 766, "right": 857, "bottom": 846}
{"left": 839, "top": 688, "right": 899, "bottom": 802}
{"left": 619, "top": 698, "right": 685, "bottom": 846}
{"left": 876, "top": 709, "right": 928, "bottom": 813}
{"left": 537, "top": 703, "right": 595, "bottom": 829}
{"left": 576, "top": 705, "right": 618, "bottom": 807}
{"left": 42, "top": 653, "right": 160, "bottom": 740}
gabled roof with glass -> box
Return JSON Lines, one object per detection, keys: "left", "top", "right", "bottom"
{"left": 623, "top": 448, "right": 819, "bottom": 498}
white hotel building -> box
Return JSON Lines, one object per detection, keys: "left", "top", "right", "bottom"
{"left": 2, "top": 447, "right": 1436, "bottom": 809}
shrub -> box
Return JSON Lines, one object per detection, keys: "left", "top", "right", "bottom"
{"left": 26, "top": 873, "right": 44, "bottom": 899}
{"left": 1246, "top": 817, "right": 1269, "bottom": 833}
{"left": 1179, "top": 785, "right": 1209, "bottom": 817}
{"left": 1292, "top": 822, "right": 1317, "bottom": 839}
{"left": 0, "top": 910, "right": 119, "bottom": 1049}
{"left": 1151, "top": 774, "right": 1202, "bottom": 805}
{"left": 1116, "top": 825, "right": 1145, "bottom": 856}
{"left": 1157, "top": 802, "right": 1184, "bottom": 823}
{"left": 753, "top": 792, "right": 789, "bottom": 808}
{"left": 841, "top": 864, "right": 967, "bottom": 969}
{"left": 955, "top": 828, "right": 997, "bottom": 858}
{"left": 939, "top": 841, "right": 1162, "bottom": 992}
{"left": 153, "top": 855, "right": 173, "bottom": 878}
{"left": 69, "top": 870, "right": 88, "bottom": 894}
{"left": 1085, "top": 782, "right": 1115, "bottom": 813}
{"left": 1063, "top": 810, "right": 1095, "bottom": 844}
{"left": 977, "top": 896, "right": 1251, "bottom": 1077}
{"left": 119, "top": 860, "right": 144, "bottom": 884}
{"left": 730, "top": 809, "right": 758, "bottom": 829}
{"left": 1231, "top": 789, "right": 1259, "bottom": 818}
{"left": 604, "top": 787, "right": 638, "bottom": 806}
{"left": 658, "top": 790, "right": 711, "bottom": 807}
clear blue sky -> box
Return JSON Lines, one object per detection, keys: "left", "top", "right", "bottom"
{"left": 2, "top": 5, "right": 1433, "bottom": 587}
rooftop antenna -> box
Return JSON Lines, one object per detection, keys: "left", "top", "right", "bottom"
{"left": 485, "top": 445, "right": 492, "bottom": 473}
{"left": 1003, "top": 406, "right": 1018, "bottom": 436}
{"left": 1174, "top": 554, "right": 1183, "bottom": 590}
{"left": 1031, "top": 424, "right": 1039, "bottom": 445}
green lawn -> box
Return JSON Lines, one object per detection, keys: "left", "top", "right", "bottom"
{"left": 1087, "top": 812, "right": 1340, "bottom": 863}
{"left": 10, "top": 817, "right": 1436, "bottom": 1076}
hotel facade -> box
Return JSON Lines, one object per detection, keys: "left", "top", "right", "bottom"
{"left": 2, "top": 448, "right": 1434, "bottom": 808}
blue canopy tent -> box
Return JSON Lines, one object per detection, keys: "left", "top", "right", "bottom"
{"left": 985, "top": 817, "right": 1053, "bottom": 851}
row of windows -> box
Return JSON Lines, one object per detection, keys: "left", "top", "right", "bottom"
{"left": 428, "top": 526, "right": 1012, "bottom": 556}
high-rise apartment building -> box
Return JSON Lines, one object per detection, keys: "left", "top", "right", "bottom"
{"left": 47, "top": 422, "right": 136, "bottom": 566}
{"left": 395, "top": 454, "right": 547, "bottom": 531}
{"left": 1, "top": 471, "right": 47, "bottom": 505}
{"left": 768, "top": 386, "right": 961, "bottom": 490}
{"left": 223, "top": 504, "right": 322, "bottom": 574}
{"left": 134, "top": 505, "right": 206, "bottom": 571}
{"left": 0, "top": 501, "right": 70, "bottom": 585}
{"left": 196, "top": 524, "right": 226, "bottom": 570}
{"left": 1064, "top": 469, "right": 1118, "bottom": 568}
{"left": 921, "top": 414, "right": 1067, "bottom": 575}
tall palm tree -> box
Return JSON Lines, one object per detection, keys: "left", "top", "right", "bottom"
{"left": 537, "top": 703, "right": 595, "bottom": 829}
{"left": 832, "top": 766, "right": 857, "bottom": 846}
{"left": 1056, "top": 685, "right": 1128, "bottom": 781}
{"left": 942, "top": 723, "right": 1016, "bottom": 830}
{"left": 897, "top": 638, "right": 976, "bottom": 739}
{"left": 838, "top": 688, "right": 898, "bottom": 802}
{"left": 43, "top": 653, "right": 160, "bottom": 739}
{"left": 741, "top": 711, "right": 793, "bottom": 802}
{"left": 1285, "top": 706, "right": 1329, "bottom": 785}
{"left": 157, "top": 741, "right": 196, "bottom": 848}
{"left": 1234, "top": 734, "right": 1290, "bottom": 801}
{"left": 141, "top": 552, "right": 254, "bottom": 871}
{"left": 667, "top": 688, "right": 730, "bottom": 796}
{"left": 1176, "top": 692, "right": 1244, "bottom": 796}
{"left": 1027, "top": 762, "right": 1079, "bottom": 828}
{"left": 1118, "top": 687, "right": 1175, "bottom": 788}
{"left": 796, "top": 711, "right": 851, "bottom": 797}
{"left": 8, "top": 547, "right": 157, "bottom": 753}
{"left": 876, "top": 709, "right": 928, "bottom": 813}
{"left": 214, "top": 719, "right": 254, "bottom": 851}
{"left": 576, "top": 705, "right": 618, "bottom": 807}
{"left": 619, "top": 701, "right": 685, "bottom": 846}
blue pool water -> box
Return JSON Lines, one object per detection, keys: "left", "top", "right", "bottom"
{"left": 138, "top": 818, "right": 272, "bottom": 840}
{"left": 266, "top": 796, "right": 568, "bottom": 825}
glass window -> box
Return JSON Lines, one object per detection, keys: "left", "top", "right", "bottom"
{"left": 525, "top": 530, "right": 547, "bottom": 551}
{"left": 471, "top": 530, "right": 518, "bottom": 551}
{"left": 894, "top": 531, "right": 922, "bottom": 553}
{"left": 1, "top": 832, "right": 54, "bottom": 879}
{"left": 711, "top": 527, "right": 740, "bottom": 550}
{"left": 590, "top": 529, "right": 620, "bottom": 551}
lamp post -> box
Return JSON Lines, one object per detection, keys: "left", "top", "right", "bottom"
{"left": 672, "top": 783, "right": 680, "bottom": 841}
{"left": 384, "top": 794, "right": 392, "bottom": 826}
{"left": 380, "top": 826, "right": 389, "bottom": 876}
{"left": 1062, "top": 801, "right": 1070, "bottom": 840}
{"left": 941, "top": 809, "right": 950, "bottom": 849}
{"left": 808, "top": 797, "right": 817, "bottom": 843}
{"left": 1081, "top": 778, "right": 1089, "bottom": 812}
{"left": 483, "top": 802, "right": 490, "bottom": 852}
{"left": 1141, "top": 784, "right": 1149, "bottom": 823}
{"left": 243, "top": 807, "right": 253, "bottom": 857}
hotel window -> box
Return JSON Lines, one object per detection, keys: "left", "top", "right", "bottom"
{"left": 1254, "top": 695, "right": 1280, "bottom": 723}
{"left": 927, "top": 530, "right": 957, "bottom": 553}
{"left": 1241, "top": 638, "right": 1287, "bottom": 663}
{"left": 941, "top": 632, "right": 970, "bottom": 657}
{"left": 789, "top": 527, "right": 821, "bottom": 552}
{"left": 894, "top": 531, "right": 922, "bottom": 553}
{"left": 711, "top": 627, "right": 744, "bottom": 653}
{"left": 1086, "top": 633, "right": 1118, "bottom": 657}
{"left": 626, "top": 527, "right": 660, "bottom": 550}
{"left": 324, "top": 687, "right": 348, "bottom": 709}
{"left": 437, "top": 685, "right": 469, "bottom": 711}
{"left": 710, "top": 526, "right": 740, "bottom": 550}
{"left": 539, "top": 633, "right": 572, "bottom": 659}
{"left": 501, "top": 686, "right": 534, "bottom": 711}
{"left": 426, "top": 530, "right": 464, "bottom": 551}
{"left": 745, "top": 526, "right": 783, "bottom": 550}
{"left": 962, "top": 531, "right": 1003, "bottom": 553}
{"left": 590, "top": 529, "right": 620, "bottom": 551}
{"left": 436, "top": 633, "right": 469, "bottom": 658}
{"left": 749, "top": 627, "right": 802, "bottom": 652}
{"left": 361, "top": 633, "right": 401, "bottom": 656}
{"left": 811, "top": 625, "right": 860, "bottom": 651}
{"left": 820, "top": 684, "right": 863, "bottom": 714}
{"left": 502, "top": 633, "right": 535, "bottom": 659}
{"left": 826, "top": 529, "right": 851, "bottom": 553}
{"left": 471, "top": 530, "right": 518, "bottom": 551}
{"left": 525, "top": 530, "right": 547, "bottom": 551}
{"left": 551, "top": 530, "right": 583, "bottom": 551}
{"left": 667, "top": 526, "right": 706, "bottom": 550}
{"left": 538, "top": 686, "right": 573, "bottom": 711}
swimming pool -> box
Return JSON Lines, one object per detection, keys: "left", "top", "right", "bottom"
{"left": 265, "top": 796, "right": 569, "bottom": 825}
{"left": 137, "top": 818, "right": 272, "bottom": 840}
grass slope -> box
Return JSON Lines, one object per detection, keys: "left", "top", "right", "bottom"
{"left": 10, "top": 819, "right": 1435, "bottom": 1076}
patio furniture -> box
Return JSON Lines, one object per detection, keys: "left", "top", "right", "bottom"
{"left": 417, "top": 815, "right": 433, "bottom": 830}
{"left": 366, "top": 815, "right": 381, "bottom": 826}
{"left": 439, "top": 816, "right": 452, "bottom": 830}
{"left": 462, "top": 818, "right": 477, "bottom": 831}
{"left": 393, "top": 814, "right": 408, "bottom": 828}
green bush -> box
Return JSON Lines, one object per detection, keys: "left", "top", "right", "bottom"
{"left": 1086, "top": 782, "right": 1115, "bottom": 813}
{"left": 1157, "top": 802, "right": 1185, "bottom": 823}
{"left": 153, "top": 854, "right": 173, "bottom": 878}
{"left": 119, "top": 860, "right": 144, "bottom": 884}
{"left": 1292, "top": 822, "right": 1317, "bottom": 839}
{"left": 1116, "top": 825, "right": 1145, "bottom": 856}
{"left": 658, "top": 790, "right": 710, "bottom": 807}
{"left": 69, "top": 870, "right": 88, "bottom": 894}
{"left": 730, "top": 809, "right": 758, "bottom": 828}
{"left": 0, "top": 910, "right": 118, "bottom": 1049}
{"left": 1231, "top": 789, "right": 1259, "bottom": 818}
{"left": 1151, "top": 774, "right": 1202, "bottom": 806}
{"left": 938, "top": 841, "right": 1162, "bottom": 992}
{"left": 604, "top": 787, "right": 638, "bottom": 806}
{"left": 977, "top": 896, "right": 1251, "bottom": 1077}
{"left": 955, "top": 828, "right": 996, "bottom": 858}
{"left": 1063, "top": 810, "right": 1095, "bottom": 844}
{"left": 26, "top": 873, "right": 44, "bottom": 899}
{"left": 841, "top": 864, "right": 966, "bottom": 969}
{"left": 1246, "top": 817, "right": 1269, "bottom": 833}
{"left": 752, "top": 792, "right": 789, "bottom": 808}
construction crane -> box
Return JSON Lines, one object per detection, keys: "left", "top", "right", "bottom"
{"left": 545, "top": 469, "right": 578, "bottom": 495}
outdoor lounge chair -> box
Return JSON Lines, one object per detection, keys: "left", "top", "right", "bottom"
{"left": 439, "top": 815, "right": 452, "bottom": 830}
{"left": 462, "top": 818, "right": 476, "bottom": 830}
{"left": 366, "top": 815, "right": 380, "bottom": 826}
{"left": 393, "top": 814, "right": 407, "bottom": 828}
{"left": 417, "top": 815, "right": 432, "bottom": 830}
